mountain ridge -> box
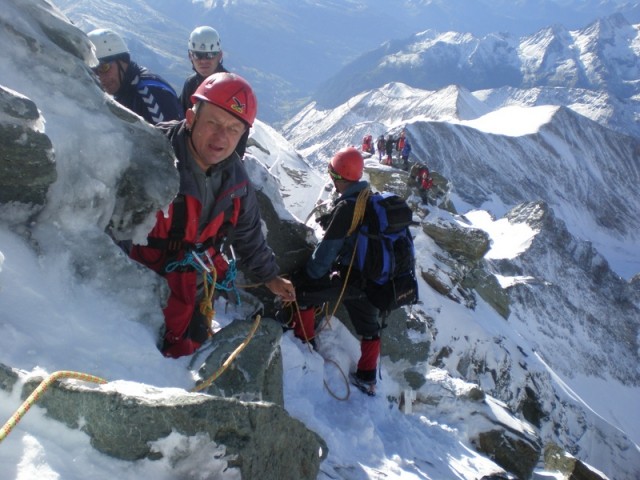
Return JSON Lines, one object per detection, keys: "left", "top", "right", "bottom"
{"left": 313, "top": 13, "right": 640, "bottom": 140}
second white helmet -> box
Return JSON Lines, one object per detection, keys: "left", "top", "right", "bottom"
{"left": 88, "top": 28, "right": 129, "bottom": 60}
{"left": 188, "top": 26, "right": 221, "bottom": 53}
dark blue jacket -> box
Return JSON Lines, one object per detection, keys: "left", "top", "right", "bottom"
{"left": 306, "top": 181, "right": 370, "bottom": 280}
{"left": 115, "top": 61, "right": 183, "bottom": 124}
{"left": 178, "top": 63, "right": 228, "bottom": 114}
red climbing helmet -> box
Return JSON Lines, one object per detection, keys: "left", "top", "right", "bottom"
{"left": 329, "top": 147, "right": 364, "bottom": 182}
{"left": 191, "top": 72, "right": 257, "bottom": 127}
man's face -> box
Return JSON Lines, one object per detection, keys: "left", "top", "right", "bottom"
{"left": 94, "top": 60, "right": 122, "bottom": 95}
{"left": 186, "top": 102, "right": 246, "bottom": 171}
{"left": 190, "top": 51, "right": 222, "bottom": 78}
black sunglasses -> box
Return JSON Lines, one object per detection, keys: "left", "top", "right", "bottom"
{"left": 190, "top": 51, "right": 220, "bottom": 60}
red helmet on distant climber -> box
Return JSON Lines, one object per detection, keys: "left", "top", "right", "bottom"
{"left": 191, "top": 72, "right": 257, "bottom": 127}
{"left": 329, "top": 147, "right": 364, "bottom": 182}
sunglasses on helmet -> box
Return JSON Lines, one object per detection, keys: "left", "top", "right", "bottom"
{"left": 328, "top": 165, "right": 344, "bottom": 181}
{"left": 92, "top": 61, "right": 113, "bottom": 74}
{"left": 190, "top": 51, "right": 220, "bottom": 60}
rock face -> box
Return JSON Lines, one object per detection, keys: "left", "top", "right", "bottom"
{"left": 2, "top": 1, "right": 639, "bottom": 478}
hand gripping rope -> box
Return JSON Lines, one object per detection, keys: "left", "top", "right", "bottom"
{"left": 0, "top": 371, "right": 107, "bottom": 444}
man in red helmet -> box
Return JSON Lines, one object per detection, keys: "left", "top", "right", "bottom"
{"left": 291, "top": 147, "right": 383, "bottom": 396}
{"left": 130, "top": 72, "right": 295, "bottom": 358}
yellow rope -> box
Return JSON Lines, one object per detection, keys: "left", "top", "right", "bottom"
{"left": 326, "top": 187, "right": 371, "bottom": 321}
{"left": 200, "top": 268, "right": 217, "bottom": 337}
{"left": 0, "top": 371, "right": 107, "bottom": 444}
{"left": 346, "top": 187, "right": 371, "bottom": 236}
{"left": 191, "top": 314, "right": 262, "bottom": 392}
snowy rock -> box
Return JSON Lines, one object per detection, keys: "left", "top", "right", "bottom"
{"left": 5, "top": 365, "right": 325, "bottom": 480}
{"left": 544, "top": 444, "right": 608, "bottom": 480}
{"left": 423, "top": 217, "right": 491, "bottom": 261}
{"left": 0, "top": 1, "right": 323, "bottom": 477}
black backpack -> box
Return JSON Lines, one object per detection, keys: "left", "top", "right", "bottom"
{"left": 352, "top": 192, "right": 419, "bottom": 313}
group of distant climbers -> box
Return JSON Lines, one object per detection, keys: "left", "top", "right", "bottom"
{"left": 362, "top": 131, "right": 412, "bottom": 169}
{"left": 361, "top": 130, "right": 434, "bottom": 203}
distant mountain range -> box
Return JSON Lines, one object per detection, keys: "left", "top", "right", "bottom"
{"left": 314, "top": 14, "right": 640, "bottom": 139}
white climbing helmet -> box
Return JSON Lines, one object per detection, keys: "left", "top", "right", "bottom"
{"left": 87, "top": 28, "right": 129, "bottom": 60}
{"left": 188, "top": 26, "right": 221, "bottom": 53}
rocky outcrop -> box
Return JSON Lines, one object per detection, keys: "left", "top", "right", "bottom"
{"left": 544, "top": 444, "right": 608, "bottom": 480}
{"left": 0, "top": 87, "right": 56, "bottom": 221}
{"left": 0, "top": 363, "right": 325, "bottom": 480}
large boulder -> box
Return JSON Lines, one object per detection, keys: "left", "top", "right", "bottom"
{"left": 0, "top": 363, "right": 326, "bottom": 480}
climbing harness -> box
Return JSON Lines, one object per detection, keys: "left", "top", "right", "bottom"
{"left": 0, "top": 371, "right": 107, "bottom": 444}
{"left": 165, "top": 247, "right": 242, "bottom": 307}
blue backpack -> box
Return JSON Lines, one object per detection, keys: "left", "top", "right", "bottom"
{"left": 353, "top": 192, "right": 419, "bottom": 313}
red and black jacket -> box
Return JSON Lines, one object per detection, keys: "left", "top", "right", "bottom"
{"left": 130, "top": 121, "right": 279, "bottom": 347}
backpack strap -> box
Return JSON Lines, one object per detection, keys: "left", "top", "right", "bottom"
{"left": 167, "top": 194, "right": 187, "bottom": 254}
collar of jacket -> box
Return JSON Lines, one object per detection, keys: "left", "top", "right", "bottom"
{"left": 335, "top": 180, "right": 369, "bottom": 204}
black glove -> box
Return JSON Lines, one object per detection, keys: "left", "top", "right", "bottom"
{"left": 292, "top": 268, "right": 332, "bottom": 292}
{"left": 291, "top": 267, "right": 312, "bottom": 288}
{"left": 316, "top": 212, "right": 333, "bottom": 230}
